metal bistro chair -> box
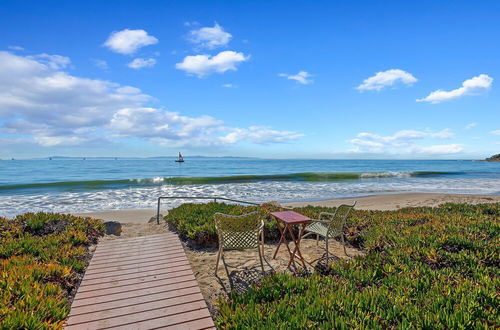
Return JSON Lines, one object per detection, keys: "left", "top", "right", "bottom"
{"left": 214, "top": 211, "right": 265, "bottom": 278}
{"left": 302, "top": 202, "right": 356, "bottom": 267}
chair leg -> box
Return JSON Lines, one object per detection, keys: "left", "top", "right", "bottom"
{"left": 341, "top": 233, "right": 348, "bottom": 257}
{"left": 325, "top": 238, "right": 329, "bottom": 269}
{"left": 215, "top": 246, "right": 222, "bottom": 276}
{"left": 257, "top": 244, "right": 265, "bottom": 273}
{"left": 261, "top": 230, "right": 265, "bottom": 257}
{"left": 221, "top": 253, "right": 231, "bottom": 279}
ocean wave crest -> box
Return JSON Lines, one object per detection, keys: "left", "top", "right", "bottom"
{"left": 0, "top": 171, "right": 457, "bottom": 192}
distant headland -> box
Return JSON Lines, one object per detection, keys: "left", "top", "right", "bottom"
{"left": 484, "top": 154, "right": 500, "bottom": 162}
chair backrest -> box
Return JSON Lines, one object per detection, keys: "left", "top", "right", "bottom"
{"left": 320, "top": 202, "right": 356, "bottom": 237}
{"left": 214, "top": 211, "right": 263, "bottom": 250}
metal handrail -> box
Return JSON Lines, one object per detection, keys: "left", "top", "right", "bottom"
{"left": 156, "top": 196, "right": 261, "bottom": 224}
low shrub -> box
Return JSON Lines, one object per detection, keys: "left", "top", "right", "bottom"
{"left": 164, "top": 202, "right": 283, "bottom": 246}
{"left": 216, "top": 203, "right": 499, "bottom": 328}
{"left": 0, "top": 213, "right": 105, "bottom": 329}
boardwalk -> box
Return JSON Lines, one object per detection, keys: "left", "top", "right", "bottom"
{"left": 66, "top": 233, "right": 215, "bottom": 330}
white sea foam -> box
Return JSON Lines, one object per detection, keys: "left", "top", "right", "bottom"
{"left": 0, "top": 177, "right": 499, "bottom": 218}
{"left": 360, "top": 171, "right": 413, "bottom": 178}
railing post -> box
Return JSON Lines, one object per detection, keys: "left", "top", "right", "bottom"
{"left": 156, "top": 197, "right": 161, "bottom": 225}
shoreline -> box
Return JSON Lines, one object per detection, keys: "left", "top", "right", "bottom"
{"left": 72, "top": 192, "right": 500, "bottom": 223}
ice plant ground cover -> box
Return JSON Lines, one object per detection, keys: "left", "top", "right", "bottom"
{"left": 0, "top": 213, "right": 104, "bottom": 329}
{"left": 165, "top": 202, "right": 499, "bottom": 328}
{"left": 164, "top": 202, "right": 283, "bottom": 246}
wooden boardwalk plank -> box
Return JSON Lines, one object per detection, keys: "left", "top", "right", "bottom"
{"left": 77, "top": 270, "right": 194, "bottom": 293}
{"left": 79, "top": 264, "right": 193, "bottom": 287}
{"left": 88, "top": 249, "right": 185, "bottom": 266}
{"left": 68, "top": 293, "right": 204, "bottom": 321}
{"left": 69, "top": 287, "right": 202, "bottom": 316}
{"left": 81, "top": 260, "right": 190, "bottom": 281}
{"left": 86, "top": 252, "right": 187, "bottom": 271}
{"left": 83, "top": 255, "right": 188, "bottom": 275}
{"left": 91, "top": 245, "right": 183, "bottom": 259}
{"left": 66, "top": 233, "right": 214, "bottom": 330}
{"left": 93, "top": 237, "right": 180, "bottom": 252}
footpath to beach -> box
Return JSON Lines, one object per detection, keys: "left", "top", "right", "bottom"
{"left": 65, "top": 233, "right": 215, "bottom": 330}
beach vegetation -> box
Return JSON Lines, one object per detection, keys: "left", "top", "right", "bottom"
{"left": 165, "top": 201, "right": 499, "bottom": 328}
{"left": 0, "top": 213, "right": 104, "bottom": 329}
{"left": 164, "top": 202, "right": 284, "bottom": 246}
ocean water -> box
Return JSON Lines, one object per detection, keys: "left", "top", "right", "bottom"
{"left": 0, "top": 158, "right": 499, "bottom": 218}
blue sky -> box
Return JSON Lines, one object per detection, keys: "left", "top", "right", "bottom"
{"left": 0, "top": 0, "right": 499, "bottom": 159}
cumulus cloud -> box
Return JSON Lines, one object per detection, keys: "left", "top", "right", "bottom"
{"left": 128, "top": 58, "right": 157, "bottom": 69}
{"left": 0, "top": 51, "right": 300, "bottom": 148}
{"left": 188, "top": 23, "right": 232, "bottom": 49}
{"left": 279, "top": 71, "right": 313, "bottom": 85}
{"left": 104, "top": 29, "right": 158, "bottom": 55}
{"left": 357, "top": 69, "right": 417, "bottom": 91}
{"left": 348, "top": 128, "right": 461, "bottom": 154}
{"left": 491, "top": 130, "right": 500, "bottom": 135}
{"left": 0, "top": 51, "right": 150, "bottom": 146}
{"left": 110, "top": 108, "right": 222, "bottom": 139}
{"left": 175, "top": 50, "right": 249, "bottom": 77}
{"left": 417, "top": 74, "right": 493, "bottom": 103}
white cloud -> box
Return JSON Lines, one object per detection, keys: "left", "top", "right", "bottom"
{"left": 110, "top": 110, "right": 302, "bottom": 147}
{"left": 127, "top": 58, "right": 157, "bottom": 69}
{"left": 348, "top": 128, "right": 461, "bottom": 154}
{"left": 188, "top": 23, "right": 232, "bottom": 49}
{"left": 418, "top": 144, "right": 464, "bottom": 154}
{"left": 417, "top": 74, "right": 493, "bottom": 103}
{"left": 184, "top": 21, "right": 199, "bottom": 27}
{"left": 104, "top": 29, "right": 158, "bottom": 55}
{"left": 0, "top": 51, "right": 150, "bottom": 146}
{"left": 28, "top": 53, "right": 71, "bottom": 70}
{"left": 92, "top": 59, "right": 108, "bottom": 70}
{"left": 222, "top": 83, "right": 236, "bottom": 88}
{"left": 0, "top": 51, "right": 300, "bottom": 148}
{"left": 175, "top": 51, "right": 249, "bottom": 77}
{"left": 491, "top": 130, "right": 500, "bottom": 135}
{"left": 8, "top": 45, "right": 24, "bottom": 51}
{"left": 430, "top": 128, "right": 454, "bottom": 139}
{"left": 279, "top": 71, "right": 313, "bottom": 85}
{"left": 110, "top": 107, "right": 222, "bottom": 141}
{"left": 357, "top": 69, "right": 417, "bottom": 91}
{"left": 219, "top": 126, "right": 304, "bottom": 144}
{"left": 465, "top": 122, "right": 478, "bottom": 130}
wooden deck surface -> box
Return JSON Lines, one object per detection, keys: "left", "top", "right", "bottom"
{"left": 65, "top": 233, "right": 215, "bottom": 330}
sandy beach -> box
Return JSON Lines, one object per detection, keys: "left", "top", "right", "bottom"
{"left": 73, "top": 192, "right": 500, "bottom": 224}
{"left": 286, "top": 192, "right": 500, "bottom": 210}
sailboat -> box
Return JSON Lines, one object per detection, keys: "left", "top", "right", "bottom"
{"left": 175, "top": 152, "right": 184, "bottom": 163}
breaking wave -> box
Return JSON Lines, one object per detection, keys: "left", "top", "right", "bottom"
{"left": 0, "top": 171, "right": 458, "bottom": 192}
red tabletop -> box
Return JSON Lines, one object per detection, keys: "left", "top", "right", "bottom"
{"left": 271, "top": 211, "right": 311, "bottom": 224}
